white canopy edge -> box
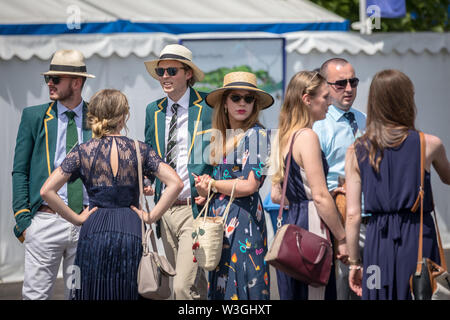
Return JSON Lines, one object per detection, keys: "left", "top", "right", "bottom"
{"left": 285, "top": 31, "right": 450, "bottom": 55}
{"left": 1, "top": 31, "right": 449, "bottom": 61}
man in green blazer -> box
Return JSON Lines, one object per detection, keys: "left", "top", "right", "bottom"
{"left": 144, "top": 44, "right": 213, "bottom": 300}
{"left": 12, "top": 49, "right": 95, "bottom": 299}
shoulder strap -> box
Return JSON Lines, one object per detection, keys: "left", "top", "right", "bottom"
{"left": 414, "top": 132, "right": 447, "bottom": 275}
{"left": 134, "top": 140, "right": 157, "bottom": 253}
{"left": 277, "top": 130, "right": 300, "bottom": 227}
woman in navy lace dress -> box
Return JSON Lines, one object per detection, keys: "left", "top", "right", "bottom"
{"left": 41, "top": 89, "right": 183, "bottom": 299}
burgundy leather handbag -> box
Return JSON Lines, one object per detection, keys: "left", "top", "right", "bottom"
{"left": 265, "top": 131, "right": 333, "bottom": 287}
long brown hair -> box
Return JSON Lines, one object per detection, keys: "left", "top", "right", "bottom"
{"left": 357, "top": 69, "right": 416, "bottom": 172}
{"left": 210, "top": 89, "right": 262, "bottom": 165}
{"left": 271, "top": 71, "right": 326, "bottom": 184}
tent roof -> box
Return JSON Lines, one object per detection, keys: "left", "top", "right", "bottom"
{"left": 1, "top": 1, "right": 448, "bottom": 60}
{"left": 0, "top": 0, "right": 349, "bottom": 35}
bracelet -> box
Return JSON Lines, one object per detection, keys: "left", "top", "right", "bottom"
{"left": 348, "top": 258, "right": 362, "bottom": 266}
{"left": 209, "top": 179, "right": 218, "bottom": 193}
{"left": 349, "top": 265, "right": 362, "bottom": 271}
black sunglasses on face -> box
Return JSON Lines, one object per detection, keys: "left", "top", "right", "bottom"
{"left": 327, "top": 77, "right": 359, "bottom": 89}
{"left": 44, "top": 75, "right": 71, "bottom": 85}
{"left": 229, "top": 94, "right": 256, "bottom": 104}
{"left": 155, "top": 67, "right": 185, "bottom": 77}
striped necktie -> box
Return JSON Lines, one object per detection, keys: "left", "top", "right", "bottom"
{"left": 65, "top": 111, "right": 83, "bottom": 214}
{"left": 166, "top": 103, "right": 179, "bottom": 170}
{"left": 344, "top": 111, "right": 358, "bottom": 136}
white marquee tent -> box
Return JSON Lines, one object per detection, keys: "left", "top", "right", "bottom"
{"left": 1, "top": 0, "right": 449, "bottom": 283}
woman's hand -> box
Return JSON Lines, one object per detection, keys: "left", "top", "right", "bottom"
{"left": 131, "top": 205, "right": 156, "bottom": 225}
{"left": 194, "top": 174, "right": 212, "bottom": 198}
{"left": 335, "top": 241, "right": 349, "bottom": 264}
{"left": 349, "top": 267, "right": 363, "bottom": 297}
{"left": 194, "top": 196, "right": 206, "bottom": 206}
{"left": 76, "top": 206, "right": 98, "bottom": 226}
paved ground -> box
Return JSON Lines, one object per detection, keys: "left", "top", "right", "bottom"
{"left": 0, "top": 266, "right": 280, "bottom": 300}
{"left": 2, "top": 251, "right": 448, "bottom": 300}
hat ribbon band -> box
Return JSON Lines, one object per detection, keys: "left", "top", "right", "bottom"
{"left": 49, "top": 64, "right": 87, "bottom": 73}
{"left": 159, "top": 53, "right": 190, "bottom": 61}
{"left": 224, "top": 81, "right": 257, "bottom": 88}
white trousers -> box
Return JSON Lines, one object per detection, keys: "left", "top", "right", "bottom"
{"left": 22, "top": 211, "right": 80, "bottom": 300}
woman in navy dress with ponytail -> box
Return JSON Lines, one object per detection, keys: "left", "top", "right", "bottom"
{"left": 345, "top": 70, "right": 450, "bottom": 300}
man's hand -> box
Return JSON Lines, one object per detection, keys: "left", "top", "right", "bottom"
{"left": 143, "top": 177, "right": 154, "bottom": 196}
{"left": 330, "top": 186, "right": 346, "bottom": 198}
{"left": 144, "top": 186, "right": 154, "bottom": 196}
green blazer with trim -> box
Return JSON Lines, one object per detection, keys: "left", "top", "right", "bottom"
{"left": 12, "top": 101, "right": 91, "bottom": 242}
{"left": 144, "top": 87, "right": 214, "bottom": 218}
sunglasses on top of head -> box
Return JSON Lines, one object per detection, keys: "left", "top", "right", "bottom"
{"left": 229, "top": 94, "right": 256, "bottom": 104}
{"left": 155, "top": 67, "right": 186, "bottom": 77}
{"left": 44, "top": 75, "right": 73, "bottom": 85}
{"left": 327, "top": 77, "right": 359, "bottom": 89}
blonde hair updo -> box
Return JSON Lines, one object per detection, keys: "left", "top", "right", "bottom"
{"left": 88, "top": 89, "right": 130, "bottom": 138}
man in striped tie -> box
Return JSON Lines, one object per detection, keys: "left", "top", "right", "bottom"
{"left": 313, "top": 58, "right": 367, "bottom": 300}
{"left": 144, "top": 44, "right": 214, "bottom": 300}
{"left": 12, "top": 50, "right": 94, "bottom": 299}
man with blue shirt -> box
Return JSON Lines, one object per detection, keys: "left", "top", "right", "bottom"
{"left": 12, "top": 50, "right": 94, "bottom": 299}
{"left": 313, "top": 58, "right": 366, "bottom": 300}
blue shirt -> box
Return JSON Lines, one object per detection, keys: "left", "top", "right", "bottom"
{"left": 313, "top": 104, "right": 367, "bottom": 215}
{"left": 42, "top": 100, "right": 89, "bottom": 207}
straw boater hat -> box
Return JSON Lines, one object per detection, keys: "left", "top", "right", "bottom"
{"left": 205, "top": 71, "right": 274, "bottom": 109}
{"left": 144, "top": 44, "right": 204, "bottom": 82}
{"left": 42, "top": 49, "right": 95, "bottom": 78}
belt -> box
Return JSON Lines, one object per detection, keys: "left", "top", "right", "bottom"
{"left": 38, "top": 205, "right": 56, "bottom": 214}
{"left": 171, "top": 198, "right": 191, "bottom": 208}
{"left": 38, "top": 204, "right": 88, "bottom": 214}
{"left": 361, "top": 216, "right": 370, "bottom": 225}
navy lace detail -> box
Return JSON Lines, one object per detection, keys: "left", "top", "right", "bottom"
{"left": 60, "top": 136, "right": 162, "bottom": 208}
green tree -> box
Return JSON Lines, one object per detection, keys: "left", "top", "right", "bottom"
{"left": 194, "top": 65, "right": 279, "bottom": 93}
{"left": 310, "top": 0, "right": 449, "bottom": 32}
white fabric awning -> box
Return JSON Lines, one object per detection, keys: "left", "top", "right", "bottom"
{"left": 285, "top": 31, "right": 450, "bottom": 55}
{"left": 1, "top": 31, "right": 449, "bottom": 61}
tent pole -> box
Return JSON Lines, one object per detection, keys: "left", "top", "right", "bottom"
{"left": 359, "top": 0, "right": 368, "bottom": 34}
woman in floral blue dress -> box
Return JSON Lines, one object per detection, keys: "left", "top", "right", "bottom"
{"left": 195, "top": 72, "right": 274, "bottom": 300}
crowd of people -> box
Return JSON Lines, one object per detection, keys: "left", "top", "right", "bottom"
{"left": 12, "top": 44, "right": 450, "bottom": 300}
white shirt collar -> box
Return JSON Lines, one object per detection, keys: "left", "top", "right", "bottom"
{"left": 167, "top": 88, "right": 190, "bottom": 112}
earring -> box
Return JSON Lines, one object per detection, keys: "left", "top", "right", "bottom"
{"left": 224, "top": 107, "right": 228, "bottom": 114}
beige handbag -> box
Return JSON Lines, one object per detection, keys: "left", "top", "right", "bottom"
{"left": 134, "top": 140, "right": 176, "bottom": 300}
{"left": 192, "top": 179, "right": 237, "bottom": 271}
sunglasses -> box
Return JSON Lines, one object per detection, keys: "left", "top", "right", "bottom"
{"left": 327, "top": 77, "right": 359, "bottom": 89}
{"left": 44, "top": 75, "right": 73, "bottom": 85}
{"left": 155, "top": 67, "right": 185, "bottom": 77}
{"left": 229, "top": 94, "right": 256, "bottom": 104}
